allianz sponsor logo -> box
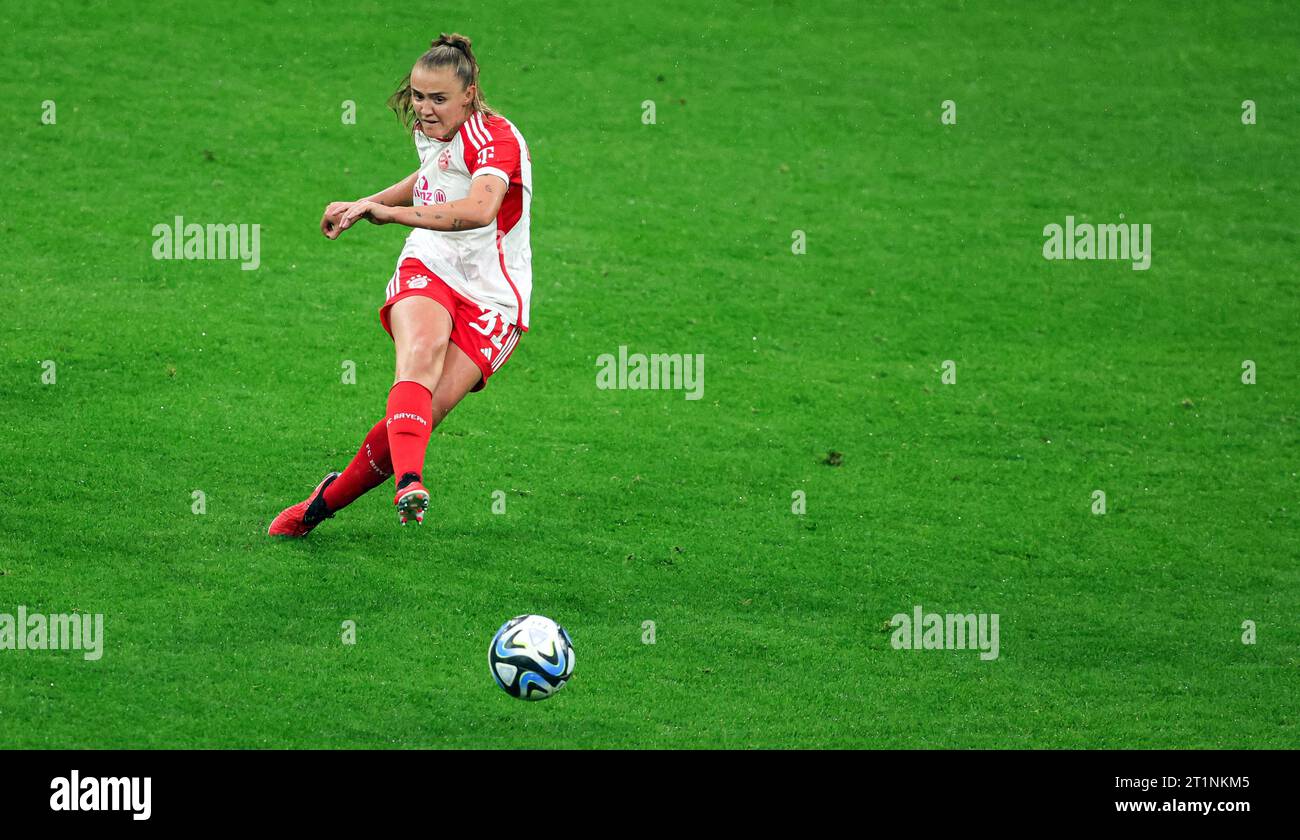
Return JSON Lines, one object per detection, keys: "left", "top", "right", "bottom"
{"left": 889, "top": 604, "right": 1000, "bottom": 661}
{"left": 596, "top": 345, "right": 704, "bottom": 401}
{"left": 0, "top": 606, "right": 103, "bottom": 661}
{"left": 50, "top": 771, "right": 151, "bottom": 821}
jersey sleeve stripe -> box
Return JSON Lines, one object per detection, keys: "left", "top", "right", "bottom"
{"left": 465, "top": 113, "right": 488, "bottom": 149}
{"left": 458, "top": 120, "right": 479, "bottom": 151}
{"left": 474, "top": 113, "right": 492, "bottom": 146}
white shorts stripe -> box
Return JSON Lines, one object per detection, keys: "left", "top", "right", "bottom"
{"left": 491, "top": 329, "right": 520, "bottom": 371}
{"left": 490, "top": 333, "right": 517, "bottom": 371}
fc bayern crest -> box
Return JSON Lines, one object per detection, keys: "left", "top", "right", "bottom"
{"left": 438, "top": 148, "right": 452, "bottom": 171}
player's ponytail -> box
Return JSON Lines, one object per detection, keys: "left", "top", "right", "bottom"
{"left": 388, "top": 32, "right": 497, "bottom": 130}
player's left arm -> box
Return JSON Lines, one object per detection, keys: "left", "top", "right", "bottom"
{"left": 339, "top": 175, "right": 507, "bottom": 233}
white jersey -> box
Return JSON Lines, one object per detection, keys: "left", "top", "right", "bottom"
{"left": 397, "top": 112, "right": 533, "bottom": 330}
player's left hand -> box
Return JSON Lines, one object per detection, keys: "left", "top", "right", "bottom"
{"left": 361, "top": 203, "right": 393, "bottom": 225}
{"left": 337, "top": 200, "right": 392, "bottom": 233}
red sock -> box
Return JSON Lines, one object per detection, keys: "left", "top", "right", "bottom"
{"left": 322, "top": 418, "right": 393, "bottom": 512}
{"left": 385, "top": 380, "right": 433, "bottom": 485}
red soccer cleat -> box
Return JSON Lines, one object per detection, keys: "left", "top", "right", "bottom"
{"left": 394, "top": 474, "right": 430, "bottom": 526}
{"left": 267, "top": 471, "right": 340, "bottom": 538}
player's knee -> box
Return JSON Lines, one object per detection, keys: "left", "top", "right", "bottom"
{"left": 395, "top": 358, "right": 436, "bottom": 385}
{"left": 425, "top": 330, "right": 449, "bottom": 358}
{"left": 397, "top": 333, "right": 447, "bottom": 372}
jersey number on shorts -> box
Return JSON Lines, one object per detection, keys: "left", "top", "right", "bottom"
{"left": 468, "top": 307, "right": 510, "bottom": 358}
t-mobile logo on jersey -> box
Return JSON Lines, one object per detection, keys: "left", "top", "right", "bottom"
{"left": 595, "top": 346, "right": 704, "bottom": 401}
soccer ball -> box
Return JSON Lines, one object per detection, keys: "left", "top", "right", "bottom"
{"left": 488, "top": 614, "right": 575, "bottom": 700}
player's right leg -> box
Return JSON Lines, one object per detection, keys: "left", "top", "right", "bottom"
{"left": 395, "top": 339, "right": 486, "bottom": 524}
{"left": 386, "top": 295, "right": 453, "bottom": 524}
{"left": 270, "top": 346, "right": 480, "bottom": 537}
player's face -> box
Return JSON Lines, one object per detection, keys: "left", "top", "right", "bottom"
{"left": 409, "top": 65, "right": 474, "bottom": 141}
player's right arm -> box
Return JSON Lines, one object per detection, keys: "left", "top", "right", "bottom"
{"left": 321, "top": 170, "right": 420, "bottom": 237}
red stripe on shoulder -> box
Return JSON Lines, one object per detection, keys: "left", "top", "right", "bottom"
{"left": 481, "top": 114, "right": 507, "bottom": 140}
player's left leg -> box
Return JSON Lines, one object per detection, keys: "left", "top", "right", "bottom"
{"left": 426, "top": 338, "right": 485, "bottom": 428}
{"left": 276, "top": 346, "right": 481, "bottom": 534}
{"left": 267, "top": 470, "right": 341, "bottom": 538}
{"left": 320, "top": 417, "right": 394, "bottom": 513}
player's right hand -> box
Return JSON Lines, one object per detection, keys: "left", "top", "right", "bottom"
{"left": 321, "top": 201, "right": 355, "bottom": 239}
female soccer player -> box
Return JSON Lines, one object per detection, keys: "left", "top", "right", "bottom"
{"left": 268, "top": 33, "right": 533, "bottom": 535}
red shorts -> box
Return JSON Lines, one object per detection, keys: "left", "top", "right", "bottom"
{"left": 379, "top": 258, "right": 522, "bottom": 392}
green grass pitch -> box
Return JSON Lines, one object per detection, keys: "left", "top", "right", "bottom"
{"left": 1, "top": 0, "right": 1296, "bottom": 748}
